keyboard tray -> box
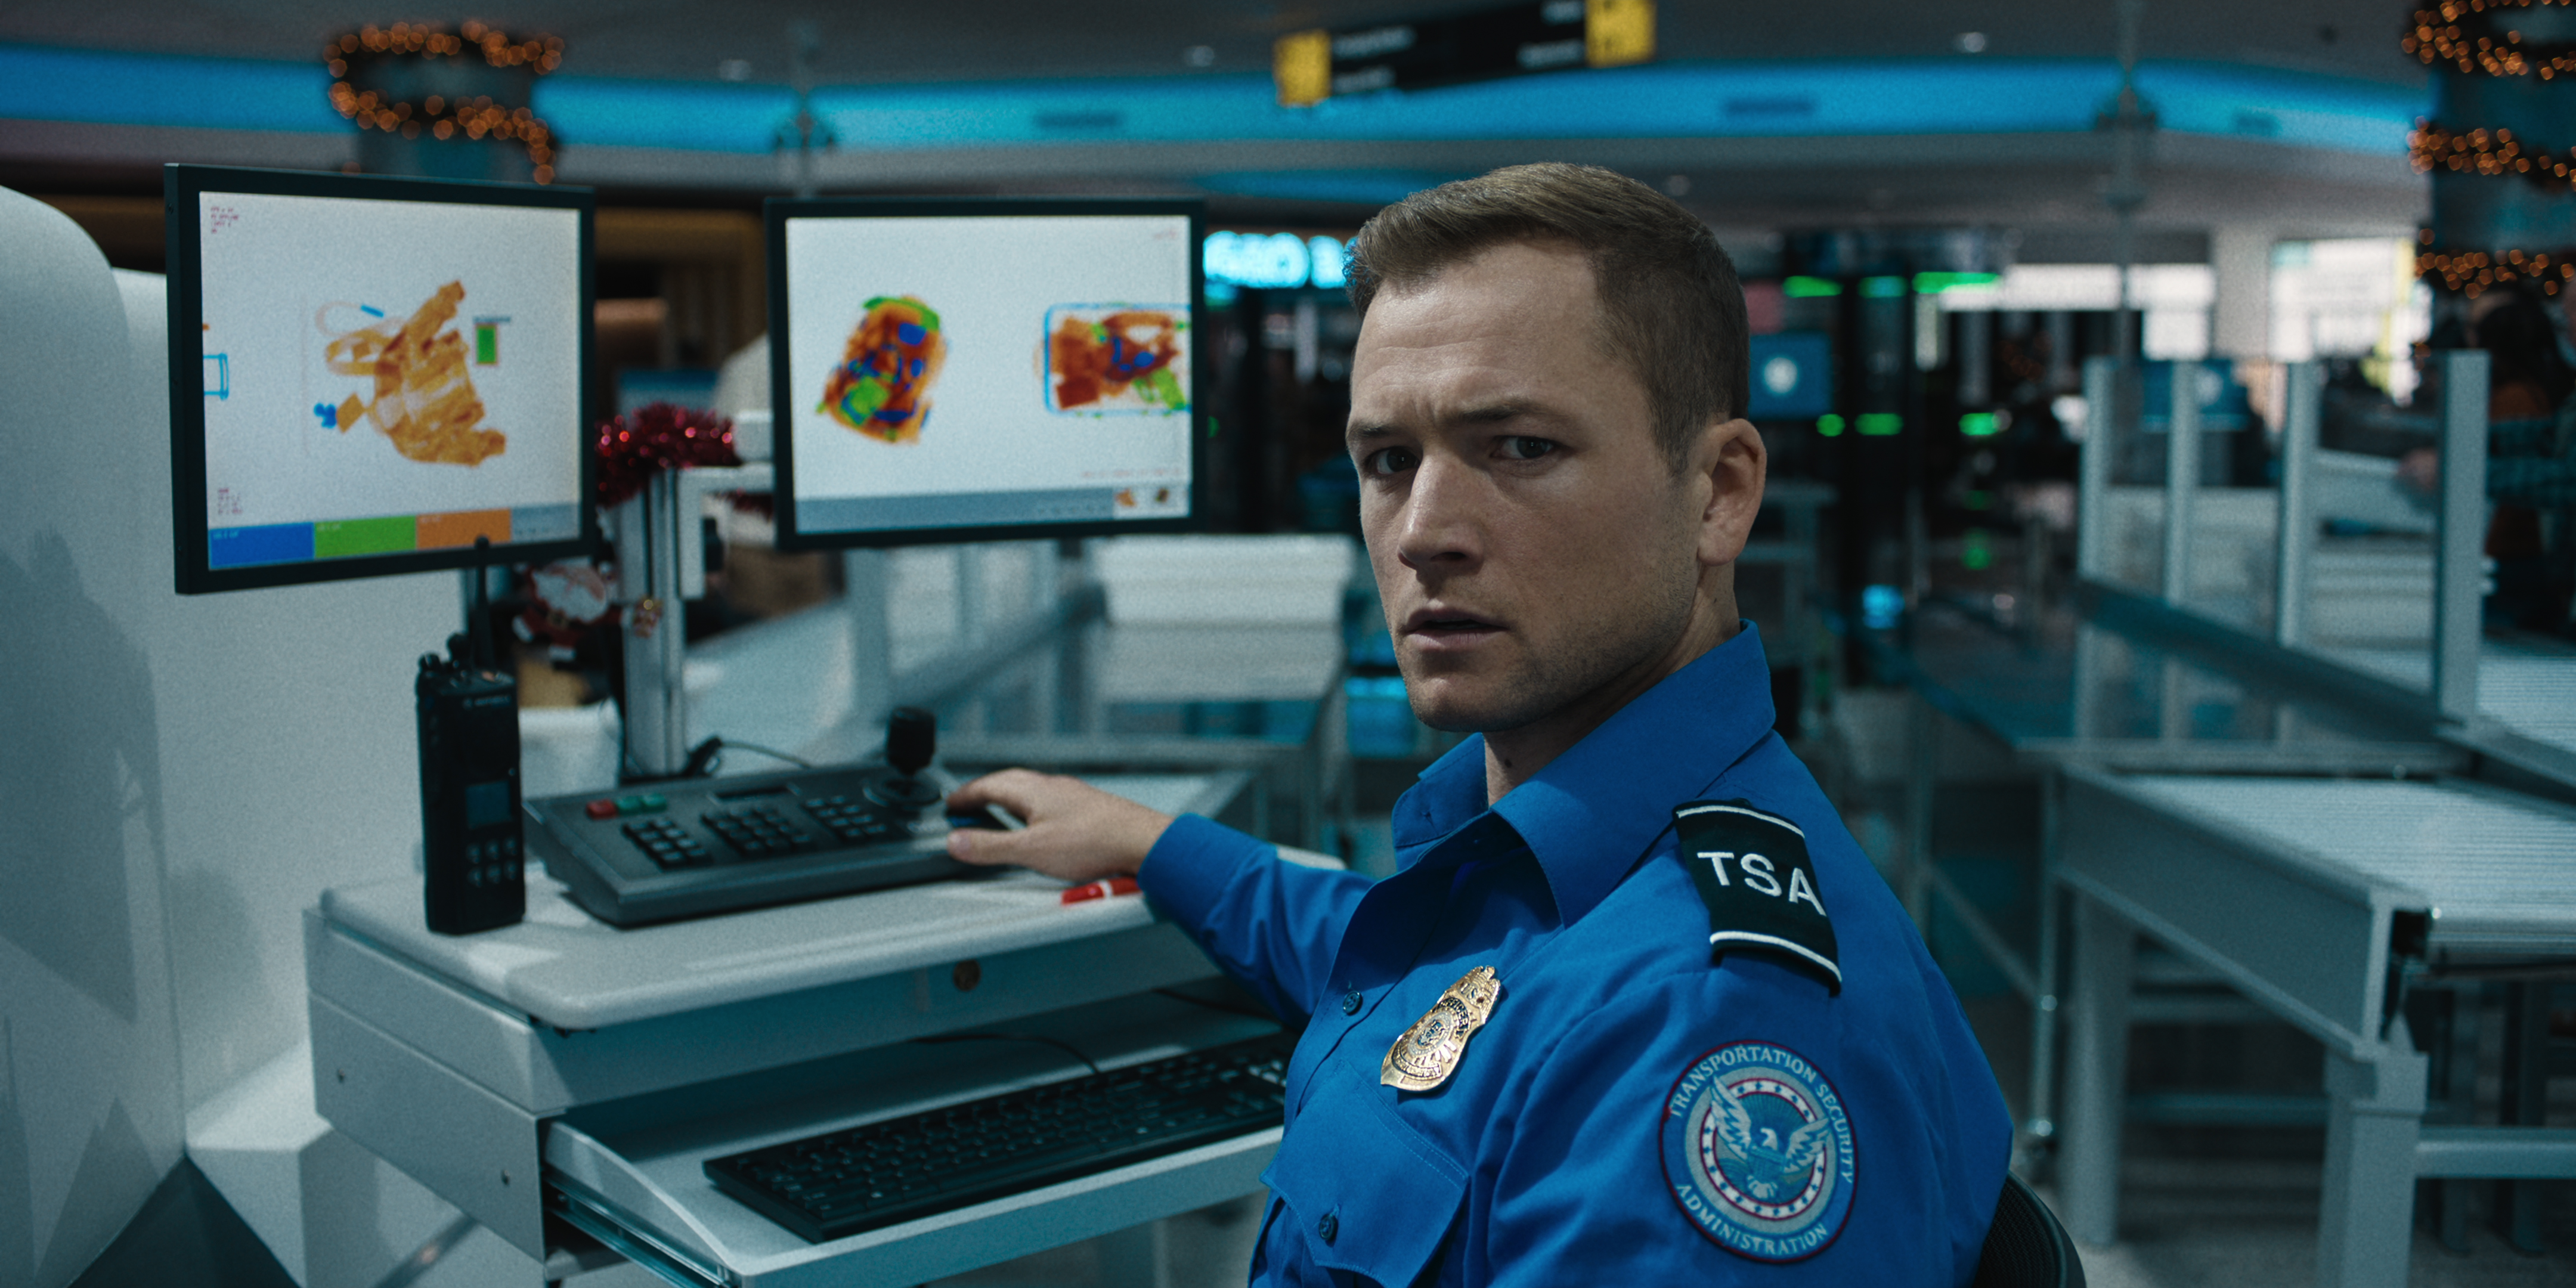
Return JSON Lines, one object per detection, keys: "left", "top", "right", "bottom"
{"left": 539, "top": 999, "right": 1286, "bottom": 1288}
{"left": 705, "top": 1032, "right": 1292, "bottom": 1242}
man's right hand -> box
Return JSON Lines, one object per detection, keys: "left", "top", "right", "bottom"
{"left": 943, "top": 769, "right": 1175, "bottom": 884}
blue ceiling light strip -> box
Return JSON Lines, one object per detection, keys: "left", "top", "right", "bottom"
{"left": 530, "top": 79, "right": 789, "bottom": 154}
{"left": 1194, "top": 170, "right": 1458, "bottom": 206}
{"left": 2131, "top": 62, "right": 2420, "bottom": 156}
{"left": 0, "top": 42, "right": 2424, "bottom": 160}
{"left": 0, "top": 44, "right": 342, "bottom": 133}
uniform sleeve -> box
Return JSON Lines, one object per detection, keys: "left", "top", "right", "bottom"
{"left": 2487, "top": 414, "right": 2576, "bottom": 507}
{"left": 2491, "top": 452, "right": 2576, "bottom": 508}
{"left": 1469, "top": 960, "right": 1990, "bottom": 1287}
{"left": 1137, "top": 813, "right": 1373, "bottom": 1027}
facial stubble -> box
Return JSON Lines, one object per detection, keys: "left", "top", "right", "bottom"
{"left": 1394, "top": 487, "right": 1705, "bottom": 736}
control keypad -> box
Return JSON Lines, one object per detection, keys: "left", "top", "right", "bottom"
{"left": 802, "top": 794, "right": 905, "bottom": 844}
{"left": 623, "top": 816, "right": 710, "bottom": 868}
{"left": 702, "top": 804, "right": 814, "bottom": 859}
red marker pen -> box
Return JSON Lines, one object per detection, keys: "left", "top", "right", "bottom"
{"left": 1060, "top": 876, "right": 1141, "bottom": 905}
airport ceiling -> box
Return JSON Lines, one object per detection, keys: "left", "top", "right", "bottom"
{"left": 1, "top": 2, "right": 2432, "bottom": 237}
{"left": 2, "top": 1, "right": 2417, "bottom": 87}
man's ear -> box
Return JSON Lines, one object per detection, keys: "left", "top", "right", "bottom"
{"left": 1692, "top": 416, "right": 1766, "bottom": 568}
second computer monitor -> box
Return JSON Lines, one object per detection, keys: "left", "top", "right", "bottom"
{"left": 767, "top": 197, "right": 1205, "bottom": 548}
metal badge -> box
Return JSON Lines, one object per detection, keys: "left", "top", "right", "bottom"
{"left": 1380, "top": 965, "right": 1503, "bottom": 1092}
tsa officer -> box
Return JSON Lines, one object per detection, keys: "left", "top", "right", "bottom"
{"left": 950, "top": 163, "right": 2014, "bottom": 1285}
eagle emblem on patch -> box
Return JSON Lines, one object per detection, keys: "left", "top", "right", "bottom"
{"left": 1659, "top": 1041, "right": 1854, "bottom": 1262}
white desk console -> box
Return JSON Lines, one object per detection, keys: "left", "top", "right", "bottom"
{"left": 2054, "top": 770, "right": 2576, "bottom": 1287}
{"left": 308, "top": 772, "right": 1281, "bottom": 1287}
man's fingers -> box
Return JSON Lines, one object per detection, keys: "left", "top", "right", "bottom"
{"left": 939, "top": 767, "right": 1171, "bottom": 882}
{"left": 946, "top": 768, "right": 1061, "bottom": 821}
{"left": 946, "top": 822, "right": 1032, "bottom": 868}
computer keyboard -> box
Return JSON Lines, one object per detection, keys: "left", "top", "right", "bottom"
{"left": 704, "top": 1031, "right": 1295, "bottom": 1243}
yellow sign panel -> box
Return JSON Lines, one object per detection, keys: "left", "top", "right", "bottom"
{"left": 1586, "top": 0, "right": 1655, "bottom": 67}
{"left": 1275, "top": 29, "right": 1331, "bottom": 107}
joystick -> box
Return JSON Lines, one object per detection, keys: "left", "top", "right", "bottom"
{"left": 868, "top": 706, "right": 945, "bottom": 810}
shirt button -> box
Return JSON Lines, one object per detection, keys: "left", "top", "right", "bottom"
{"left": 1316, "top": 1210, "right": 1339, "bottom": 1244}
{"left": 1340, "top": 990, "right": 1363, "bottom": 1015}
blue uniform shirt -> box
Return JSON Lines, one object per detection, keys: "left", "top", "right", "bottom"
{"left": 1141, "top": 624, "right": 2012, "bottom": 1286}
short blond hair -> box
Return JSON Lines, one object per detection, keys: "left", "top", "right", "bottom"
{"left": 1344, "top": 163, "right": 1748, "bottom": 468}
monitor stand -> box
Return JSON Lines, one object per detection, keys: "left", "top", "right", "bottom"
{"left": 610, "top": 462, "right": 793, "bottom": 779}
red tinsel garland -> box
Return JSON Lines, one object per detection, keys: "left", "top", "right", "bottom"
{"left": 596, "top": 401, "right": 741, "bottom": 508}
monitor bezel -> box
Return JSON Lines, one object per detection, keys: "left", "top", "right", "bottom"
{"left": 764, "top": 194, "right": 1209, "bottom": 551}
{"left": 166, "top": 163, "right": 599, "bottom": 595}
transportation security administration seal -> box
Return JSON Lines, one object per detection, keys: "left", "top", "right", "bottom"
{"left": 1380, "top": 965, "right": 1501, "bottom": 1092}
{"left": 1661, "top": 1041, "right": 1855, "bottom": 1262}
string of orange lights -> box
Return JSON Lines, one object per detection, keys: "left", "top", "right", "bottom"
{"left": 2416, "top": 244, "right": 2576, "bottom": 296}
{"left": 324, "top": 21, "right": 562, "bottom": 182}
{"left": 2403, "top": 4, "right": 2576, "bottom": 295}
{"left": 2407, "top": 0, "right": 2576, "bottom": 78}
{"left": 2410, "top": 121, "right": 2576, "bottom": 191}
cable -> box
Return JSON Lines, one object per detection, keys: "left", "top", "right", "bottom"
{"left": 908, "top": 1032, "right": 1101, "bottom": 1076}
{"left": 676, "top": 735, "right": 815, "bottom": 779}
{"left": 713, "top": 738, "right": 814, "bottom": 769}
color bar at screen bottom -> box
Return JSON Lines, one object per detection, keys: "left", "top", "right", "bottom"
{"left": 208, "top": 503, "right": 581, "bottom": 569}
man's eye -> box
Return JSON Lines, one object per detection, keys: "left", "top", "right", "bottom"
{"left": 1498, "top": 436, "right": 1559, "bottom": 460}
{"left": 1362, "top": 447, "right": 1419, "bottom": 476}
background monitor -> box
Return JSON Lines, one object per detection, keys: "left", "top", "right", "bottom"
{"left": 767, "top": 197, "right": 1205, "bottom": 549}
{"left": 168, "top": 164, "right": 596, "bottom": 595}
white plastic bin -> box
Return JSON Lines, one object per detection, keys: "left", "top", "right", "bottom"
{"left": 1092, "top": 535, "right": 1358, "bottom": 626}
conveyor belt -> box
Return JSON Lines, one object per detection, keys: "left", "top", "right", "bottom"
{"left": 2314, "top": 645, "right": 2576, "bottom": 758}
{"left": 2478, "top": 654, "right": 2576, "bottom": 756}
{"left": 2109, "top": 776, "right": 2576, "bottom": 955}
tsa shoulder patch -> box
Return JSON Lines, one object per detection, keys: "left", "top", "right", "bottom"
{"left": 1670, "top": 800, "right": 1840, "bottom": 993}
{"left": 1661, "top": 1041, "right": 1856, "bottom": 1262}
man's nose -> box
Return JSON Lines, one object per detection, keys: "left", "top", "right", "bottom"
{"left": 1394, "top": 456, "right": 1482, "bottom": 572}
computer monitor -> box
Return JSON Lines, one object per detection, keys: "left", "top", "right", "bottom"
{"left": 167, "top": 165, "right": 596, "bottom": 594}
{"left": 766, "top": 197, "right": 1205, "bottom": 549}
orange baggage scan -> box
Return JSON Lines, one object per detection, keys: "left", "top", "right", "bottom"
{"left": 820, "top": 295, "right": 948, "bottom": 442}
{"left": 317, "top": 280, "right": 507, "bottom": 466}
{"left": 1046, "top": 307, "right": 1188, "bottom": 414}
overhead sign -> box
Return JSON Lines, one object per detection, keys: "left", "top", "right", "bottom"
{"left": 1275, "top": 0, "right": 1655, "bottom": 107}
{"left": 1204, "top": 231, "right": 1349, "bottom": 290}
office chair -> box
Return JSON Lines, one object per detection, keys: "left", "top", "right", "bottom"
{"left": 1973, "top": 1171, "right": 2086, "bottom": 1288}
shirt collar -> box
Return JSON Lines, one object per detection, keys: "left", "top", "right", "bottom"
{"left": 1389, "top": 623, "right": 1777, "bottom": 922}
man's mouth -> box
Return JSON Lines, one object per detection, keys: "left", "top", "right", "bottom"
{"left": 1402, "top": 607, "right": 1503, "bottom": 646}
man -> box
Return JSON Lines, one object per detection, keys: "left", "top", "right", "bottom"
{"left": 948, "top": 163, "right": 2012, "bottom": 1284}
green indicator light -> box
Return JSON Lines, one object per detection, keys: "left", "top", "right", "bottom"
{"left": 1816, "top": 413, "right": 1846, "bottom": 436}
{"left": 1962, "top": 528, "right": 1993, "bottom": 571}
{"left": 1857, "top": 413, "right": 1903, "bottom": 436}
{"left": 1208, "top": 416, "right": 1221, "bottom": 439}
{"left": 1912, "top": 271, "right": 1999, "bottom": 295}
{"left": 1959, "top": 411, "right": 2001, "bottom": 436}
{"left": 1783, "top": 276, "right": 1843, "bottom": 298}
{"left": 1859, "top": 276, "right": 1908, "bottom": 299}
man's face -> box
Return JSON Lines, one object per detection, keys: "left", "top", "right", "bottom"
{"left": 1347, "top": 240, "right": 1714, "bottom": 735}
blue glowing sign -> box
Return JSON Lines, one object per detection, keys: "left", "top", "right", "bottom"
{"left": 1203, "top": 231, "right": 1348, "bottom": 290}
{"left": 1860, "top": 584, "right": 1904, "bottom": 631}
